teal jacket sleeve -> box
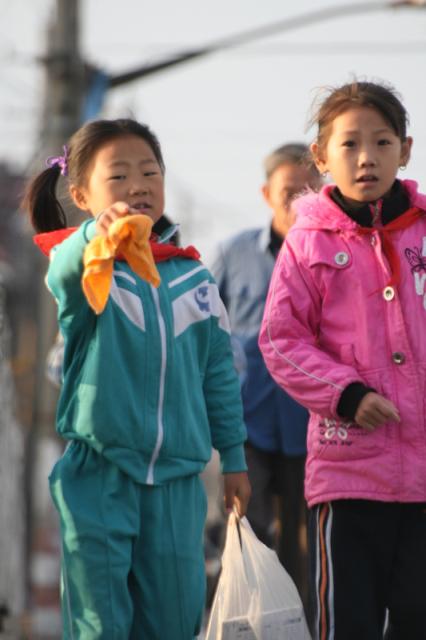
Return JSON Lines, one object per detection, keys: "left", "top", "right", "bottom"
{"left": 46, "top": 219, "right": 97, "bottom": 331}
{"left": 204, "top": 301, "right": 247, "bottom": 474}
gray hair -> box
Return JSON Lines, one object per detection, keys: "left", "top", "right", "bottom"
{"left": 263, "top": 143, "right": 317, "bottom": 180}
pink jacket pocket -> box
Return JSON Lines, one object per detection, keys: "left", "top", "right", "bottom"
{"left": 308, "top": 414, "right": 387, "bottom": 461}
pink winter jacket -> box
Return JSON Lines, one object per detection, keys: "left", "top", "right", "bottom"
{"left": 259, "top": 180, "right": 426, "bottom": 507}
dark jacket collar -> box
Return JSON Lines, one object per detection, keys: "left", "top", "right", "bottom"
{"left": 268, "top": 224, "right": 284, "bottom": 257}
{"left": 330, "top": 180, "right": 410, "bottom": 228}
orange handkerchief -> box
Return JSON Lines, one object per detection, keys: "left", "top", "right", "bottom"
{"left": 82, "top": 214, "right": 161, "bottom": 314}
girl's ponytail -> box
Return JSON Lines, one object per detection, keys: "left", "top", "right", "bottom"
{"left": 22, "top": 165, "right": 67, "bottom": 233}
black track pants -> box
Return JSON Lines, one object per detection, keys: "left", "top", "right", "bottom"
{"left": 309, "top": 500, "right": 426, "bottom": 640}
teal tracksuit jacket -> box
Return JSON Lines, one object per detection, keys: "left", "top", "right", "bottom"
{"left": 47, "top": 219, "right": 247, "bottom": 482}
{"left": 46, "top": 219, "right": 247, "bottom": 639}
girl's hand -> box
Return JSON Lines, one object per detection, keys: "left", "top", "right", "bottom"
{"left": 223, "top": 472, "right": 251, "bottom": 517}
{"left": 355, "top": 392, "right": 400, "bottom": 431}
{"left": 95, "top": 201, "right": 138, "bottom": 236}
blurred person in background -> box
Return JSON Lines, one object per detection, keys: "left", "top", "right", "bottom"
{"left": 211, "top": 143, "right": 321, "bottom": 616}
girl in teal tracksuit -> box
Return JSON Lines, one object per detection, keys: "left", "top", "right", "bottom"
{"left": 24, "top": 118, "right": 251, "bottom": 640}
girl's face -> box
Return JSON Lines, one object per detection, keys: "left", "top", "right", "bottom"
{"left": 71, "top": 134, "right": 165, "bottom": 223}
{"left": 311, "top": 106, "right": 412, "bottom": 203}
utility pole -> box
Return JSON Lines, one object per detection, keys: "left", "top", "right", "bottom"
{"left": 32, "top": 0, "right": 83, "bottom": 414}
{"left": 38, "top": 0, "right": 84, "bottom": 197}
{"left": 26, "top": 1, "right": 85, "bottom": 636}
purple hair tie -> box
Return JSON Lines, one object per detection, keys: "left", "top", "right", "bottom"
{"left": 46, "top": 145, "right": 69, "bottom": 176}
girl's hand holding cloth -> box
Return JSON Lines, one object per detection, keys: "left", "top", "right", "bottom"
{"left": 82, "top": 213, "right": 161, "bottom": 314}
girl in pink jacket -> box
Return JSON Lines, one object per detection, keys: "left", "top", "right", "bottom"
{"left": 259, "top": 80, "right": 426, "bottom": 640}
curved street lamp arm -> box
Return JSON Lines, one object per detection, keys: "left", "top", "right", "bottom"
{"left": 109, "top": 1, "right": 422, "bottom": 89}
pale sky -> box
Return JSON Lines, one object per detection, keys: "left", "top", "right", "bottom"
{"left": 1, "top": 0, "right": 425, "bottom": 262}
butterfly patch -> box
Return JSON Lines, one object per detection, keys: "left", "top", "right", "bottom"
{"left": 405, "top": 237, "right": 426, "bottom": 310}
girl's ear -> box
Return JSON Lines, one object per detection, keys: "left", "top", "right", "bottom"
{"left": 69, "top": 184, "right": 90, "bottom": 212}
{"left": 400, "top": 136, "right": 413, "bottom": 167}
{"left": 310, "top": 142, "right": 326, "bottom": 174}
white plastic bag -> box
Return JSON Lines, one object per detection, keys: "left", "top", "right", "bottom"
{"left": 205, "top": 513, "right": 311, "bottom": 640}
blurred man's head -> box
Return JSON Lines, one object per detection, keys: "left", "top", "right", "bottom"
{"left": 262, "top": 143, "right": 321, "bottom": 237}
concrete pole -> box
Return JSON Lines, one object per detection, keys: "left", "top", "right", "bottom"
{"left": 31, "top": 0, "right": 83, "bottom": 437}
{"left": 27, "top": 1, "right": 84, "bottom": 636}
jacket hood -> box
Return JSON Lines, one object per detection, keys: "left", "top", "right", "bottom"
{"left": 292, "top": 179, "right": 426, "bottom": 232}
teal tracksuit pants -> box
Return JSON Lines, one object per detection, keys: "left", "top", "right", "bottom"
{"left": 49, "top": 442, "right": 207, "bottom": 639}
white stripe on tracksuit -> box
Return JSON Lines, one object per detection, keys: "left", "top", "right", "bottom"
{"left": 146, "top": 285, "right": 167, "bottom": 485}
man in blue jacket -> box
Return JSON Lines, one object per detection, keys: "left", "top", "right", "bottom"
{"left": 211, "top": 143, "right": 321, "bottom": 608}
